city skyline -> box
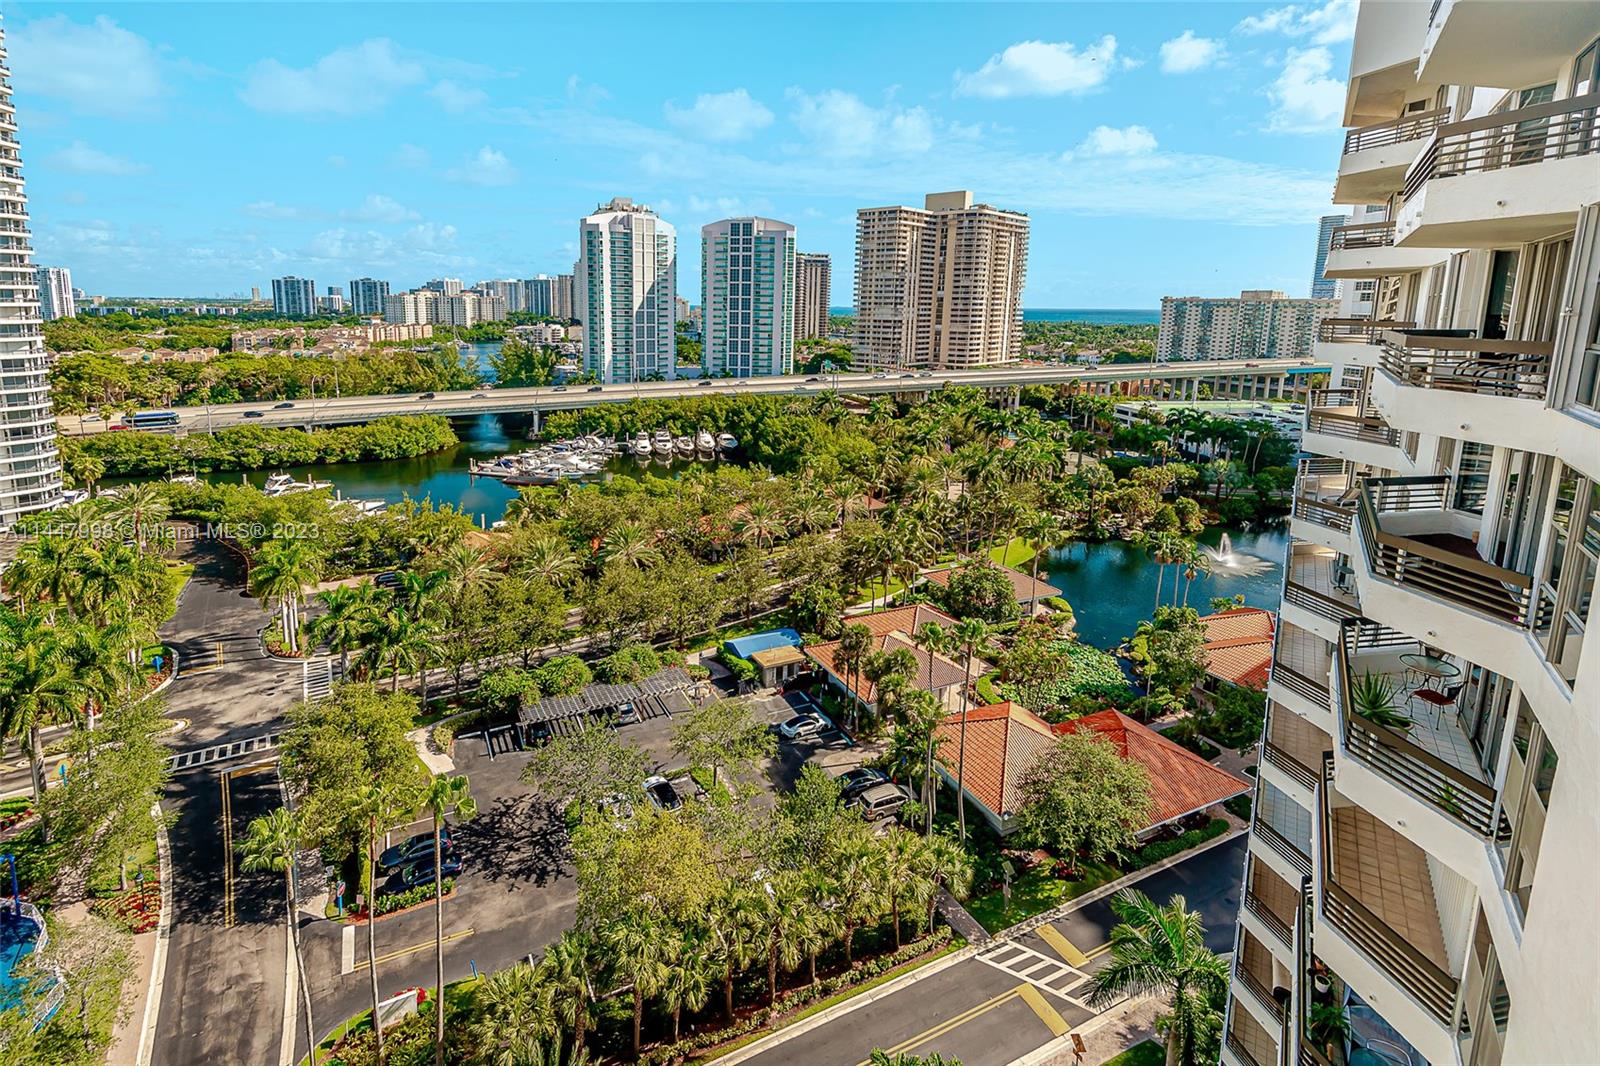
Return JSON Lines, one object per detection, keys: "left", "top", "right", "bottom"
{"left": 9, "top": 2, "right": 1355, "bottom": 306}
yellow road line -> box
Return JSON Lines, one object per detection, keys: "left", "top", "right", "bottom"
{"left": 855, "top": 985, "right": 1039, "bottom": 1065}
{"left": 354, "top": 928, "right": 474, "bottom": 971}
{"left": 1037, "top": 923, "right": 1090, "bottom": 968}
{"left": 220, "top": 774, "right": 234, "bottom": 928}
{"left": 1016, "top": 984, "right": 1071, "bottom": 1037}
{"left": 229, "top": 761, "right": 279, "bottom": 779}
{"left": 216, "top": 640, "right": 225, "bottom": 666}
{"left": 1085, "top": 941, "right": 1112, "bottom": 961}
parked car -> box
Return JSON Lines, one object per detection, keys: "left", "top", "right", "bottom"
{"left": 610, "top": 701, "right": 640, "bottom": 727}
{"left": 417, "top": 391, "right": 436, "bottom": 399}
{"left": 274, "top": 401, "right": 295, "bottom": 409}
{"left": 777, "top": 711, "right": 829, "bottom": 741}
{"left": 835, "top": 767, "right": 890, "bottom": 801}
{"left": 851, "top": 782, "right": 913, "bottom": 821}
{"left": 399, "top": 851, "right": 463, "bottom": 888}
{"left": 642, "top": 775, "right": 683, "bottom": 812}
{"left": 378, "top": 827, "right": 454, "bottom": 872}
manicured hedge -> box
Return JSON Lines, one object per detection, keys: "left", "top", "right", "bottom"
{"left": 373, "top": 876, "right": 456, "bottom": 917}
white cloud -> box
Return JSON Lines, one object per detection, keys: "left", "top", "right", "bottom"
{"left": 10, "top": 16, "right": 166, "bottom": 116}
{"left": 664, "top": 89, "right": 774, "bottom": 142}
{"left": 240, "top": 39, "right": 425, "bottom": 117}
{"left": 954, "top": 37, "right": 1119, "bottom": 99}
{"left": 347, "top": 194, "right": 420, "bottom": 223}
{"left": 1266, "top": 47, "right": 1345, "bottom": 133}
{"left": 327, "top": 154, "right": 349, "bottom": 169}
{"left": 241, "top": 201, "right": 304, "bottom": 220}
{"left": 785, "top": 89, "right": 964, "bottom": 159}
{"left": 565, "top": 74, "right": 611, "bottom": 105}
{"left": 391, "top": 143, "right": 431, "bottom": 170}
{"left": 1237, "top": 0, "right": 1358, "bottom": 44}
{"left": 1160, "top": 31, "right": 1224, "bottom": 74}
{"left": 44, "top": 141, "right": 148, "bottom": 175}
{"left": 427, "top": 80, "right": 489, "bottom": 113}
{"left": 445, "top": 146, "right": 517, "bottom": 186}
{"left": 1072, "top": 124, "right": 1158, "bottom": 157}
{"left": 303, "top": 222, "right": 468, "bottom": 270}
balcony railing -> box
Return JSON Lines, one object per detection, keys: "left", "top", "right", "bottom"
{"left": 1343, "top": 108, "right": 1450, "bottom": 154}
{"left": 1226, "top": 1030, "right": 1266, "bottom": 1066}
{"left": 1306, "top": 408, "right": 1400, "bottom": 445}
{"left": 1334, "top": 619, "right": 1499, "bottom": 838}
{"left": 1238, "top": 957, "right": 1287, "bottom": 1023}
{"left": 1293, "top": 496, "right": 1355, "bottom": 533}
{"left": 1271, "top": 656, "right": 1332, "bottom": 708}
{"left": 1328, "top": 220, "right": 1395, "bottom": 250}
{"left": 1262, "top": 738, "right": 1318, "bottom": 792}
{"left": 1356, "top": 476, "right": 1533, "bottom": 623}
{"left": 1255, "top": 813, "right": 1313, "bottom": 878}
{"left": 1404, "top": 92, "right": 1600, "bottom": 201}
{"left": 1244, "top": 889, "right": 1295, "bottom": 949}
{"left": 1316, "top": 317, "right": 1415, "bottom": 344}
{"left": 1378, "top": 329, "right": 1554, "bottom": 400}
{"left": 1318, "top": 759, "right": 1459, "bottom": 1026}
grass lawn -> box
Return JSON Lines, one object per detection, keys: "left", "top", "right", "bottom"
{"left": 88, "top": 832, "right": 157, "bottom": 897}
{"left": 154, "top": 562, "right": 195, "bottom": 625}
{"left": 989, "top": 537, "right": 1036, "bottom": 569}
{"left": 852, "top": 575, "right": 909, "bottom": 607}
{"left": 1104, "top": 1040, "right": 1165, "bottom": 1066}
{"left": 966, "top": 860, "right": 1121, "bottom": 934}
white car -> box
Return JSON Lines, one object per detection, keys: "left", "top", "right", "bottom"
{"left": 642, "top": 775, "right": 682, "bottom": 812}
{"left": 777, "top": 712, "right": 829, "bottom": 741}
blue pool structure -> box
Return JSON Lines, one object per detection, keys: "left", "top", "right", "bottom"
{"left": 0, "top": 902, "right": 60, "bottom": 1026}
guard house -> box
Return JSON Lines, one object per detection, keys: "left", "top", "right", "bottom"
{"left": 723, "top": 628, "right": 807, "bottom": 689}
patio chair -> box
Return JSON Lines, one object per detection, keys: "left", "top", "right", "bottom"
{"left": 1408, "top": 683, "right": 1464, "bottom": 727}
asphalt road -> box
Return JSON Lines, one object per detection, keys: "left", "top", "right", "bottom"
{"left": 738, "top": 834, "right": 1247, "bottom": 1066}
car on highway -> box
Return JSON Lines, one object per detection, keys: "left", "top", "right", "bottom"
{"left": 835, "top": 767, "right": 890, "bottom": 801}
{"left": 777, "top": 711, "right": 830, "bottom": 741}
{"left": 244, "top": 410, "right": 264, "bottom": 418}
{"left": 82, "top": 413, "right": 102, "bottom": 421}
{"left": 553, "top": 385, "right": 568, "bottom": 392}
{"left": 642, "top": 775, "right": 683, "bottom": 812}
{"left": 471, "top": 393, "right": 488, "bottom": 399}
{"left": 274, "top": 401, "right": 295, "bottom": 409}
{"left": 805, "top": 376, "right": 821, "bottom": 382}
{"left": 919, "top": 370, "right": 933, "bottom": 377}
{"left": 734, "top": 379, "right": 750, "bottom": 385}
{"left": 378, "top": 827, "right": 454, "bottom": 872}
{"left": 587, "top": 386, "right": 603, "bottom": 392}
{"left": 417, "top": 391, "right": 436, "bottom": 399}
{"left": 697, "top": 379, "right": 714, "bottom": 386}
{"left": 398, "top": 850, "right": 463, "bottom": 887}
{"left": 851, "top": 782, "right": 913, "bottom": 821}
{"left": 872, "top": 372, "right": 888, "bottom": 379}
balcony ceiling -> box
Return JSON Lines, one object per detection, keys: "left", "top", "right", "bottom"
{"left": 1421, "top": 2, "right": 1600, "bottom": 87}
{"left": 1345, "top": 61, "right": 1429, "bottom": 127}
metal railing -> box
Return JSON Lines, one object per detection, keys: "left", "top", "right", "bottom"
{"left": 1404, "top": 92, "right": 1600, "bottom": 201}
{"left": 1284, "top": 581, "right": 1355, "bottom": 623}
{"left": 1328, "top": 220, "right": 1395, "bottom": 250}
{"left": 1244, "top": 889, "right": 1295, "bottom": 949}
{"left": 1270, "top": 658, "right": 1331, "bottom": 708}
{"left": 1356, "top": 476, "right": 1533, "bottom": 624}
{"left": 1255, "top": 814, "right": 1313, "bottom": 878}
{"left": 1306, "top": 408, "right": 1400, "bottom": 445}
{"left": 1316, "top": 317, "right": 1415, "bottom": 343}
{"left": 1226, "top": 1030, "right": 1266, "bottom": 1066}
{"left": 1334, "top": 619, "right": 1498, "bottom": 838}
{"left": 1238, "top": 957, "right": 1287, "bottom": 1022}
{"left": 1343, "top": 108, "right": 1451, "bottom": 154}
{"left": 1263, "top": 739, "right": 1318, "bottom": 791}
{"left": 1318, "top": 758, "right": 1460, "bottom": 1026}
{"left": 1378, "top": 329, "right": 1554, "bottom": 400}
{"left": 1293, "top": 496, "right": 1354, "bottom": 533}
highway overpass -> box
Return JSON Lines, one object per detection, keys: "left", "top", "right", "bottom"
{"left": 58, "top": 358, "right": 1329, "bottom": 436}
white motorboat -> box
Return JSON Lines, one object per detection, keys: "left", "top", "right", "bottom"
{"left": 59, "top": 488, "right": 90, "bottom": 505}
{"left": 695, "top": 430, "right": 715, "bottom": 453}
{"left": 674, "top": 435, "right": 695, "bottom": 456}
{"left": 167, "top": 473, "right": 200, "bottom": 486}
{"left": 717, "top": 433, "right": 739, "bottom": 451}
{"left": 263, "top": 472, "right": 333, "bottom": 496}
{"left": 632, "top": 432, "right": 651, "bottom": 456}
{"left": 652, "top": 430, "right": 674, "bottom": 456}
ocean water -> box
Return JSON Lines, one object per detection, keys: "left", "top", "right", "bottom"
{"left": 828, "top": 307, "right": 1158, "bottom": 325}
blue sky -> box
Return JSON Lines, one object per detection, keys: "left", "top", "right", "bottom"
{"left": 8, "top": 1, "right": 1357, "bottom": 307}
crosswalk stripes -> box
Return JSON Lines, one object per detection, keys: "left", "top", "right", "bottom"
{"left": 976, "top": 941, "right": 1089, "bottom": 1003}
{"left": 302, "top": 658, "right": 337, "bottom": 702}
{"left": 166, "top": 732, "right": 282, "bottom": 773}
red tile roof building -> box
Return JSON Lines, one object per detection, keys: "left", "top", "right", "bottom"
{"left": 1054, "top": 710, "right": 1251, "bottom": 826}
{"left": 1196, "top": 607, "right": 1276, "bottom": 690}
{"left": 807, "top": 604, "right": 986, "bottom": 711}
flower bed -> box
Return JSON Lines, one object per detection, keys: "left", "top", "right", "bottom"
{"left": 91, "top": 879, "right": 161, "bottom": 934}
{"left": 372, "top": 877, "right": 456, "bottom": 919}
{"left": 0, "top": 798, "right": 35, "bottom": 833}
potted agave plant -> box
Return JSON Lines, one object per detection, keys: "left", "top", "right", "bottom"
{"left": 1351, "top": 671, "right": 1413, "bottom": 731}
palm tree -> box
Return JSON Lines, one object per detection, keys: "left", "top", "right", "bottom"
{"left": 3, "top": 534, "right": 85, "bottom": 617}
{"left": 916, "top": 833, "right": 974, "bottom": 929}
{"left": 794, "top": 869, "right": 839, "bottom": 986}
{"left": 1017, "top": 509, "right": 1064, "bottom": 614}
{"left": 437, "top": 539, "right": 499, "bottom": 595}
{"left": 599, "top": 522, "right": 662, "bottom": 569}
{"left": 835, "top": 623, "right": 873, "bottom": 731}
{"left": 250, "top": 537, "right": 321, "bottom": 654}
{"left": 305, "top": 581, "right": 382, "bottom": 677}
{"left": 1086, "top": 889, "right": 1229, "bottom": 1066}
{"left": 659, "top": 933, "right": 714, "bottom": 1043}
{"left": 734, "top": 499, "right": 787, "bottom": 552}
{"left": 470, "top": 963, "right": 558, "bottom": 1066}
{"left": 603, "top": 913, "right": 680, "bottom": 1058}
{"left": 868, "top": 1051, "right": 963, "bottom": 1066}
{"left": 542, "top": 930, "right": 595, "bottom": 1060}
{"left": 951, "top": 617, "right": 989, "bottom": 842}
{"left": 876, "top": 830, "right": 926, "bottom": 949}
{"left": 76, "top": 540, "right": 149, "bottom": 628}
{"left": 829, "top": 827, "right": 884, "bottom": 967}
{"left": 758, "top": 876, "right": 808, "bottom": 1005}
{"left": 239, "top": 809, "right": 318, "bottom": 1066}
{"left": 421, "top": 774, "right": 477, "bottom": 1066}
{"left": 100, "top": 481, "right": 169, "bottom": 549}
{"left": 911, "top": 623, "right": 952, "bottom": 835}
{"left": 394, "top": 568, "right": 448, "bottom": 624}
{"left": 709, "top": 882, "right": 763, "bottom": 1022}
{"left": 518, "top": 535, "right": 581, "bottom": 588}
{"left": 358, "top": 783, "right": 414, "bottom": 1066}
{"left": 59, "top": 619, "right": 140, "bottom": 721}
{"left": 0, "top": 607, "right": 78, "bottom": 805}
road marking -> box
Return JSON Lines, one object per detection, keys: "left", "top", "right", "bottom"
{"left": 1037, "top": 923, "right": 1090, "bottom": 968}
{"left": 340, "top": 925, "right": 355, "bottom": 975}
{"left": 1016, "top": 983, "right": 1071, "bottom": 1037}
{"left": 220, "top": 774, "right": 234, "bottom": 928}
{"left": 854, "top": 986, "right": 1022, "bottom": 1064}
{"left": 354, "top": 927, "right": 474, "bottom": 971}
{"left": 1085, "top": 941, "right": 1112, "bottom": 961}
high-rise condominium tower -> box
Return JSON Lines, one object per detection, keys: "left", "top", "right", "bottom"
{"left": 578, "top": 198, "right": 677, "bottom": 383}
{"left": 0, "top": 20, "right": 62, "bottom": 525}
{"left": 794, "top": 253, "right": 831, "bottom": 341}
{"left": 348, "top": 277, "right": 390, "bottom": 317}
{"left": 1310, "top": 214, "right": 1345, "bottom": 299}
{"left": 701, "top": 217, "right": 796, "bottom": 378}
{"left": 35, "top": 266, "right": 74, "bottom": 321}
{"left": 551, "top": 273, "right": 575, "bottom": 322}
{"left": 271, "top": 276, "right": 316, "bottom": 317}
{"left": 1221, "top": 5, "right": 1600, "bottom": 1066}
{"left": 853, "top": 190, "right": 1028, "bottom": 370}
{"left": 1158, "top": 290, "right": 1339, "bottom": 361}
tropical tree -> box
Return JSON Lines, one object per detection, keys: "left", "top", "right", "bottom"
{"left": 2, "top": 533, "right": 85, "bottom": 617}
{"left": 357, "top": 782, "right": 415, "bottom": 1066}
{"left": 951, "top": 617, "right": 990, "bottom": 842}
{"left": 250, "top": 536, "right": 321, "bottom": 654}
{"left": 1086, "top": 889, "right": 1229, "bottom": 1066}
{"left": 708, "top": 882, "right": 763, "bottom": 1022}
{"left": 422, "top": 773, "right": 477, "bottom": 1066}
{"left": 519, "top": 535, "right": 581, "bottom": 588}
{"left": 0, "top": 607, "right": 78, "bottom": 805}
{"left": 917, "top": 832, "right": 975, "bottom": 929}
{"left": 599, "top": 522, "right": 662, "bottom": 570}
{"left": 470, "top": 963, "right": 558, "bottom": 1066}
{"left": 1017, "top": 508, "right": 1065, "bottom": 614}
{"left": 100, "top": 481, "right": 169, "bottom": 549}
{"left": 910, "top": 622, "right": 952, "bottom": 834}
{"left": 836, "top": 622, "right": 873, "bottom": 730}
{"left": 659, "top": 932, "right": 715, "bottom": 1043}
{"left": 238, "top": 808, "right": 318, "bottom": 1066}
{"left": 603, "top": 912, "right": 680, "bottom": 1057}
{"left": 1015, "top": 731, "right": 1155, "bottom": 869}
{"left": 542, "top": 930, "right": 596, "bottom": 1061}
{"left": 305, "top": 580, "right": 382, "bottom": 676}
{"left": 734, "top": 498, "right": 787, "bottom": 551}
{"left": 827, "top": 825, "right": 884, "bottom": 967}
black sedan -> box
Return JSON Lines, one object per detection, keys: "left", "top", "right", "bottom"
{"left": 835, "top": 767, "right": 890, "bottom": 801}
{"left": 378, "top": 827, "right": 453, "bottom": 872}
{"left": 399, "top": 851, "right": 463, "bottom": 888}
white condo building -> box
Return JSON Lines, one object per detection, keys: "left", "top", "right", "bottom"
{"left": 0, "top": 20, "right": 61, "bottom": 525}
{"left": 1158, "top": 290, "right": 1339, "bottom": 361}
{"left": 578, "top": 197, "right": 677, "bottom": 383}
{"left": 271, "top": 276, "right": 316, "bottom": 317}
{"left": 700, "top": 217, "right": 795, "bottom": 378}
{"left": 35, "top": 266, "right": 73, "bottom": 321}
{"left": 348, "top": 277, "right": 390, "bottom": 317}
{"left": 1223, "top": 6, "right": 1600, "bottom": 1066}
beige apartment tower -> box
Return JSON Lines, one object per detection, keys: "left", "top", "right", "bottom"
{"left": 853, "top": 190, "right": 1028, "bottom": 370}
{"left": 794, "top": 252, "right": 831, "bottom": 340}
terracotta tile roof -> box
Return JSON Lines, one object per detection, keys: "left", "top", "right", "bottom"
{"left": 931, "top": 702, "right": 1056, "bottom": 818}
{"left": 1053, "top": 710, "right": 1251, "bottom": 825}
{"left": 807, "top": 605, "right": 980, "bottom": 704}
{"left": 922, "top": 563, "right": 1061, "bottom": 605}
{"left": 844, "top": 604, "right": 959, "bottom": 638}
{"left": 1197, "top": 607, "right": 1276, "bottom": 690}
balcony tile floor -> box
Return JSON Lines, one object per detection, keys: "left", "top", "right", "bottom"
{"left": 1268, "top": 702, "right": 1333, "bottom": 767}
{"left": 1349, "top": 650, "right": 1486, "bottom": 780}
{"left": 1248, "top": 857, "right": 1300, "bottom": 932}
{"left": 1229, "top": 999, "right": 1278, "bottom": 1066}
{"left": 1289, "top": 545, "right": 1361, "bottom": 612}
{"left": 1276, "top": 621, "right": 1333, "bottom": 687}
{"left": 1331, "top": 802, "right": 1450, "bottom": 972}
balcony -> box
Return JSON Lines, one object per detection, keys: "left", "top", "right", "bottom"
{"left": 1397, "top": 92, "right": 1600, "bottom": 247}
{"left": 1322, "top": 222, "right": 1450, "bottom": 280}
{"left": 1224, "top": 1004, "right": 1277, "bottom": 1066}
{"left": 1253, "top": 777, "right": 1314, "bottom": 882}
{"left": 1245, "top": 854, "right": 1300, "bottom": 953}
{"left": 1335, "top": 109, "right": 1450, "bottom": 205}
{"left": 1334, "top": 617, "right": 1500, "bottom": 842}
{"left": 1377, "top": 329, "right": 1553, "bottom": 405}
{"left": 1303, "top": 391, "right": 1416, "bottom": 475}
{"left": 1421, "top": 0, "right": 1600, "bottom": 88}
{"left": 1318, "top": 765, "right": 1459, "bottom": 1031}
{"left": 1270, "top": 620, "right": 1334, "bottom": 729}
{"left": 1264, "top": 701, "right": 1333, "bottom": 798}
{"left": 1314, "top": 318, "right": 1415, "bottom": 346}
{"left": 1354, "top": 475, "right": 1533, "bottom": 626}
{"left": 1236, "top": 927, "right": 1288, "bottom": 1029}
{"left": 1292, "top": 460, "right": 1356, "bottom": 550}
{"left": 1283, "top": 543, "right": 1360, "bottom": 637}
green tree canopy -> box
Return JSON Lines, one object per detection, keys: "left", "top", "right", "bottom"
{"left": 1014, "top": 730, "right": 1155, "bottom": 865}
